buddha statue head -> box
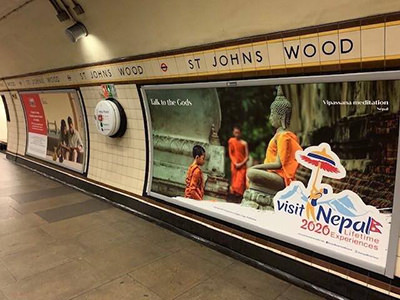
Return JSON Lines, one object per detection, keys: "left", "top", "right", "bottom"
{"left": 269, "top": 86, "right": 292, "bottom": 130}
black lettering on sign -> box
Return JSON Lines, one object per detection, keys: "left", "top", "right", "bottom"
{"left": 284, "top": 45, "right": 300, "bottom": 59}
{"left": 188, "top": 58, "right": 201, "bottom": 70}
{"left": 90, "top": 71, "right": 98, "bottom": 79}
{"left": 210, "top": 51, "right": 264, "bottom": 68}
{"left": 118, "top": 66, "right": 144, "bottom": 76}
{"left": 255, "top": 50, "right": 263, "bottom": 63}
{"left": 46, "top": 76, "right": 60, "bottom": 83}
{"left": 220, "top": 55, "right": 228, "bottom": 66}
{"left": 90, "top": 69, "right": 112, "bottom": 79}
{"left": 32, "top": 78, "right": 44, "bottom": 85}
{"left": 118, "top": 67, "right": 126, "bottom": 75}
{"left": 188, "top": 60, "right": 194, "bottom": 70}
{"left": 194, "top": 58, "right": 201, "bottom": 69}
{"left": 303, "top": 44, "right": 317, "bottom": 58}
{"left": 322, "top": 41, "right": 336, "bottom": 55}
{"left": 230, "top": 53, "right": 239, "bottom": 65}
{"left": 242, "top": 51, "right": 252, "bottom": 64}
{"left": 212, "top": 56, "right": 217, "bottom": 67}
{"left": 340, "top": 38, "right": 353, "bottom": 54}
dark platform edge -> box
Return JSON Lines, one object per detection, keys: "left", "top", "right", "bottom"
{"left": 5, "top": 152, "right": 397, "bottom": 300}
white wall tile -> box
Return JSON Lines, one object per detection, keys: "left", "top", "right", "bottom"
{"left": 81, "top": 84, "right": 147, "bottom": 195}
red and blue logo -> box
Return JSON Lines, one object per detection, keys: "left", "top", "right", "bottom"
{"left": 274, "top": 143, "right": 383, "bottom": 236}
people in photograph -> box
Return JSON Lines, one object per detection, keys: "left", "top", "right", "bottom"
{"left": 66, "top": 116, "right": 84, "bottom": 163}
{"left": 228, "top": 126, "right": 249, "bottom": 196}
{"left": 56, "top": 119, "right": 68, "bottom": 163}
{"left": 184, "top": 145, "right": 206, "bottom": 200}
{"left": 247, "top": 86, "right": 302, "bottom": 192}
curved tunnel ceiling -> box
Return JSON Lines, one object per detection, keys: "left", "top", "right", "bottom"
{"left": 0, "top": 0, "right": 400, "bottom": 78}
{"left": 0, "top": 0, "right": 33, "bottom": 20}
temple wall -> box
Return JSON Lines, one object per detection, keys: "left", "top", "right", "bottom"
{"left": 286, "top": 82, "right": 399, "bottom": 209}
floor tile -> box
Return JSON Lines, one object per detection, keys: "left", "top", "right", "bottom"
{"left": 0, "top": 240, "right": 86, "bottom": 280}
{"left": 0, "top": 196, "right": 20, "bottom": 206}
{"left": 75, "top": 222, "right": 135, "bottom": 252}
{"left": 35, "top": 198, "right": 111, "bottom": 223}
{"left": 11, "top": 186, "right": 76, "bottom": 203}
{"left": 0, "top": 177, "right": 59, "bottom": 189}
{"left": 280, "top": 285, "right": 325, "bottom": 300}
{"left": 11, "top": 192, "right": 93, "bottom": 215}
{"left": 0, "top": 178, "right": 60, "bottom": 195}
{"left": 274, "top": 296, "right": 291, "bottom": 300}
{"left": 0, "top": 205, "right": 21, "bottom": 220}
{"left": 0, "top": 154, "right": 325, "bottom": 300}
{"left": 83, "top": 239, "right": 170, "bottom": 281}
{"left": 40, "top": 212, "right": 107, "bottom": 240}
{"left": 71, "top": 275, "right": 162, "bottom": 300}
{"left": 0, "top": 213, "right": 46, "bottom": 237}
{"left": 185, "top": 242, "right": 234, "bottom": 268}
{"left": 217, "top": 262, "right": 291, "bottom": 300}
{"left": 129, "top": 250, "right": 226, "bottom": 299}
{"left": 131, "top": 221, "right": 197, "bottom": 252}
{"left": 0, "top": 227, "right": 54, "bottom": 257}
{"left": 1, "top": 259, "right": 101, "bottom": 300}
{"left": 0, "top": 290, "right": 7, "bottom": 300}
{"left": 175, "top": 276, "right": 264, "bottom": 300}
{"left": 0, "top": 261, "right": 16, "bottom": 288}
{"left": 0, "top": 183, "right": 51, "bottom": 197}
{"left": 94, "top": 208, "right": 156, "bottom": 229}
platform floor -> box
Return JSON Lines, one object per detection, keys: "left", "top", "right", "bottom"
{"left": 0, "top": 154, "right": 324, "bottom": 300}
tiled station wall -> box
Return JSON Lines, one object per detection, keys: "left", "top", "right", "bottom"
{"left": 2, "top": 91, "right": 26, "bottom": 156}
{"left": 80, "top": 84, "right": 146, "bottom": 195}
{"left": 397, "top": 231, "right": 400, "bottom": 276}
{"left": 1, "top": 85, "right": 146, "bottom": 195}
{"left": 1, "top": 92, "right": 16, "bottom": 153}
{"left": 2, "top": 83, "right": 400, "bottom": 282}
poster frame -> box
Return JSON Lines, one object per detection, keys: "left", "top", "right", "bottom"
{"left": 19, "top": 89, "right": 89, "bottom": 175}
{"left": 141, "top": 70, "right": 400, "bottom": 277}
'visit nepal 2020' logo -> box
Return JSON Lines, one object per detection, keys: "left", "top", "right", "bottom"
{"left": 273, "top": 143, "right": 387, "bottom": 252}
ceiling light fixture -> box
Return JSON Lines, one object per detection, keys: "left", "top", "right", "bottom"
{"left": 65, "top": 22, "right": 88, "bottom": 42}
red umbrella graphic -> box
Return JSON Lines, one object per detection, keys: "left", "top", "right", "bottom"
{"left": 296, "top": 144, "right": 346, "bottom": 221}
{"left": 300, "top": 149, "right": 340, "bottom": 174}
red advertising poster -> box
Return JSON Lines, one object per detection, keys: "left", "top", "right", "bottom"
{"left": 21, "top": 93, "right": 48, "bottom": 158}
{"left": 22, "top": 93, "right": 47, "bottom": 135}
{"left": 21, "top": 90, "right": 88, "bottom": 173}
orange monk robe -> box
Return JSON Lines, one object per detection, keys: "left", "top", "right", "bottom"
{"left": 184, "top": 164, "right": 204, "bottom": 200}
{"left": 264, "top": 131, "right": 302, "bottom": 186}
{"left": 228, "top": 137, "right": 247, "bottom": 195}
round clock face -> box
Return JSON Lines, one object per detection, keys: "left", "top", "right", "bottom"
{"left": 94, "top": 100, "right": 121, "bottom": 136}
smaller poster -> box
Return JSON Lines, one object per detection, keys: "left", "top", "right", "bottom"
{"left": 21, "top": 90, "right": 88, "bottom": 173}
{"left": 22, "top": 93, "right": 47, "bottom": 158}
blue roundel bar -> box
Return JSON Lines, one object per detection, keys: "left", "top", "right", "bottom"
{"left": 307, "top": 153, "right": 336, "bottom": 166}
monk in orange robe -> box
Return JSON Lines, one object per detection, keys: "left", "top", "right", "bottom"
{"left": 228, "top": 126, "right": 249, "bottom": 196}
{"left": 264, "top": 130, "right": 302, "bottom": 186}
{"left": 184, "top": 145, "right": 206, "bottom": 200}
